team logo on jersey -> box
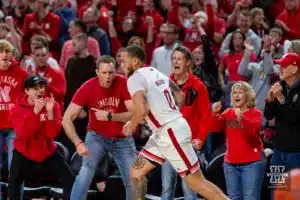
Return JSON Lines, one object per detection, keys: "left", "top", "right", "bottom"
{"left": 0, "top": 86, "right": 11, "bottom": 103}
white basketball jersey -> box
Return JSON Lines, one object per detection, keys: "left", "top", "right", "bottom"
{"left": 128, "top": 67, "right": 182, "bottom": 131}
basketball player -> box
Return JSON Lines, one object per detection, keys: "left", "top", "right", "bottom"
{"left": 120, "top": 45, "right": 229, "bottom": 200}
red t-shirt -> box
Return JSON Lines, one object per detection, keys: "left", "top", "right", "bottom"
{"left": 72, "top": 76, "right": 131, "bottom": 138}
{"left": 221, "top": 51, "right": 256, "bottom": 82}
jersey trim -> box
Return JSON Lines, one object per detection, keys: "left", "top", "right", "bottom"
{"left": 148, "top": 111, "right": 161, "bottom": 128}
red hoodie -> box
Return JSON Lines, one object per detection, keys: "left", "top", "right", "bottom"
{"left": 211, "top": 108, "right": 264, "bottom": 163}
{"left": 34, "top": 65, "right": 66, "bottom": 110}
{"left": 10, "top": 95, "right": 61, "bottom": 162}
{"left": 0, "top": 60, "right": 28, "bottom": 130}
{"left": 170, "top": 73, "right": 211, "bottom": 142}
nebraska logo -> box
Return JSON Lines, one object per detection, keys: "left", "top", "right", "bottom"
{"left": 0, "top": 86, "right": 11, "bottom": 103}
{"left": 267, "top": 165, "right": 290, "bottom": 190}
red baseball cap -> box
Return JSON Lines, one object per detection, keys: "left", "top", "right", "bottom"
{"left": 274, "top": 53, "right": 300, "bottom": 68}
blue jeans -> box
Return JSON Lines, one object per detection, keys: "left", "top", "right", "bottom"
{"left": 223, "top": 153, "right": 266, "bottom": 200}
{"left": 0, "top": 129, "right": 16, "bottom": 200}
{"left": 161, "top": 161, "right": 197, "bottom": 200}
{"left": 271, "top": 148, "right": 300, "bottom": 172}
{"left": 71, "top": 131, "right": 136, "bottom": 200}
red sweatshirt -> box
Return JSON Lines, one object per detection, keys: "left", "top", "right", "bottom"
{"left": 11, "top": 95, "right": 61, "bottom": 162}
{"left": 0, "top": 60, "right": 28, "bottom": 130}
{"left": 22, "top": 12, "right": 60, "bottom": 59}
{"left": 211, "top": 108, "right": 264, "bottom": 163}
{"left": 34, "top": 65, "right": 66, "bottom": 109}
{"left": 277, "top": 6, "right": 300, "bottom": 41}
{"left": 170, "top": 73, "right": 211, "bottom": 142}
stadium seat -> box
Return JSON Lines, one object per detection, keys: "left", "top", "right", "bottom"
{"left": 206, "top": 153, "right": 226, "bottom": 193}
{"left": 55, "top": 141, "right": 70, "bottom": 163}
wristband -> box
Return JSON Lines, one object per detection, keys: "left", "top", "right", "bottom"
{"left": 75, "top": 140, "right": 83, "bottom": 147}
{"left": 107, "top": 112, "right": 112, "bottom": 121}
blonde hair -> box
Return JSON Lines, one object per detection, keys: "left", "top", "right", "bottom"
{"left": 231, "top": 81, "right": 256, "bottom": 108}
{"left": 0, "top": 39, "right": 13, "bottom": 53}
{"left": 128, "top": 36, "right": 145, "bottom": 50}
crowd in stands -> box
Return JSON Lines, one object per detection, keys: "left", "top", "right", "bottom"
{"left": 0, "top": 0, "right": 300, "bottom": 199}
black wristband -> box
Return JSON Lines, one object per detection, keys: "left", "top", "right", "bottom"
{"left": 107, "top": 112, "right": 112, "bottom": 121}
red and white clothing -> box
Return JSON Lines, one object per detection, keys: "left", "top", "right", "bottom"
{"left": 72, "top": 75, "right": 131, "bottom": 138}
{"left": 277, "top": 6, "right": 300, "bottom": 41}
{"left": 11, "top": 95, "right": 61, "bottom": 162}
{"left": 0, "top": 60, "right": 28, "bottom": 130}
{"left": 210, "top": 108, "right": 264, "bottom": 163}
{"left": 33, "top": 65, "right": 66, "bottom": 109}
{"left": 127, "top": 67, "right": 199, "bottom": 177}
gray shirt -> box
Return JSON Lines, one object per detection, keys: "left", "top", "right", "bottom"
{"left": 238, "top": 51, "right": 279, "bottom": 111}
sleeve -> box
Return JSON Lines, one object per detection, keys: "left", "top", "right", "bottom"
{"left": 238, "top": 51, "right": 252, "bottom": 77}
{"left": 219, "top": 33, "right": 232, "bottom": 59}
{"left": 10, "top": 106, "right": 42, "bottom": 138}
{"left": 90, "top": 38, "right": 101, "bottom": 58}
{"left": 22, "top": 14, "right": 31, "bottom": 39}
{"left": 44, "top": 102, "right": 62, "bottom": 139}
{"left": 59, "top": 43, "right": 67, "bottom": 70}
{"left": 195, "top": 83, "right": 211, "bottom": 142}
{"left": 264, "top": 101, "right": 278, "bottom": 120}
{"left": 71, "top": 82, "right": 89, "bottom": 107}
{"left": 99, "top": 33, "right": 111, "bottom": 56}
{"left": 47, "top": 70, "right": 66, "bottom": 104}
{"left": 252, "top": 36, "right": 262, "bottom": 57}
{"left": 262, "top": 52, "right": 275, "bottom": 75}
{"left": 209, "top": 109, "right": 229, "bottom": 132}
{"left": 240, "top": 108, "right": 263, "bottom": 135}
{"left": 127, "top": 73, "right": 148, "bottom": 96}
{"left": 47, "top": 15, "right": 61, "bottom": 41}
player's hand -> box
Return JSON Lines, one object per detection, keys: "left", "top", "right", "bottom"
{"left": 45, "top": 94, "right": 55, "bottom": 112}
{"left": 244, "top": 38, "right": 254, "bottom": 51}
{"left": 191, "top": 139, "right": 203, "bottom": 150}
{"left": 33, "top": 98, "right": 47, "bottom": 114}
{"left": 91, "top": 108, "right": 109, "bottom": 121}
{"left": 122, "top": 121, "right": 135, "bottom": 136}
{"left": 212, "top": 101, "right": 222, "bottom": 114}
{"left": 76, "top": 142, "right": 91, "bottom": 160}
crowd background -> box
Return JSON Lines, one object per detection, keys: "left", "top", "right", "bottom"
{"left": 0, "top": 0, "right": 300, "bottom": 199}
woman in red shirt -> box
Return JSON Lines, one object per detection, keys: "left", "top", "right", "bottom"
{"left": 219, "top": 30, "right": 256, "bottom": 107}
{"left": 211, "top": 81, "right": 266, "bottom": 200}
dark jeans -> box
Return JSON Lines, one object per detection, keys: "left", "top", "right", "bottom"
{"left": 8, "top": 149, "right": 75, "bottom": 200}
{"left": 223, "top": 153, "right": 266, "bottom": 200}
{"left": 271, "top": 148, "right": 300, "bottom": 172}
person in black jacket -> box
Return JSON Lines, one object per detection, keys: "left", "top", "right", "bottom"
{"left": 192, "top": 24, "right": 223, "bottom": 103}
{"left": 264, "top": 53, "right": 300, "bottom": 175}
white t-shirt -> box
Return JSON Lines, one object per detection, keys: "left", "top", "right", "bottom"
{"left": 127, "top": 67, "right": 181, "bottom": 130}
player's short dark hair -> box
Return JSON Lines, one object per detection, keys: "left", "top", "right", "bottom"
{"left": 172, "top": 46, "right": 192, "bottom": 61}
{"left": 96, "top": 55, "right": 117, "bottom": 69}
{"left": 123, "top": 45, "right": 146, "bottom": 63}
{"left": 72, "top": 19, "right": 87, "bottom": 33}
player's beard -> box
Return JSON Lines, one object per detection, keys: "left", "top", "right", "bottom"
{"left": 127, "top": 67, "right": 135, "bottom": 77}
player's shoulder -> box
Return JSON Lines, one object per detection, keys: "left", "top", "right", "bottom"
{"left": 82, "top": 77, "right": 98, "bottom": 87}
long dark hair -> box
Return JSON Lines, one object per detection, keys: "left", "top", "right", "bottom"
{"left": 229, "top": 30, "right": 246, "bottom": 54}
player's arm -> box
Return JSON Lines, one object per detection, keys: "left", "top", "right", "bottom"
{"left": 130, "top": 90, "right": 149, "bottom": 129}
{"left": 62, "top": 103, "right": 83, "bottom": 145}
{"left": 169, "top": 79, "right": 185, "bottom": 109}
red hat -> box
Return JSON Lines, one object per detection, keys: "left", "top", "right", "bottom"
{"left": 274, "top": 53, "right": 300, "bottom": 68}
